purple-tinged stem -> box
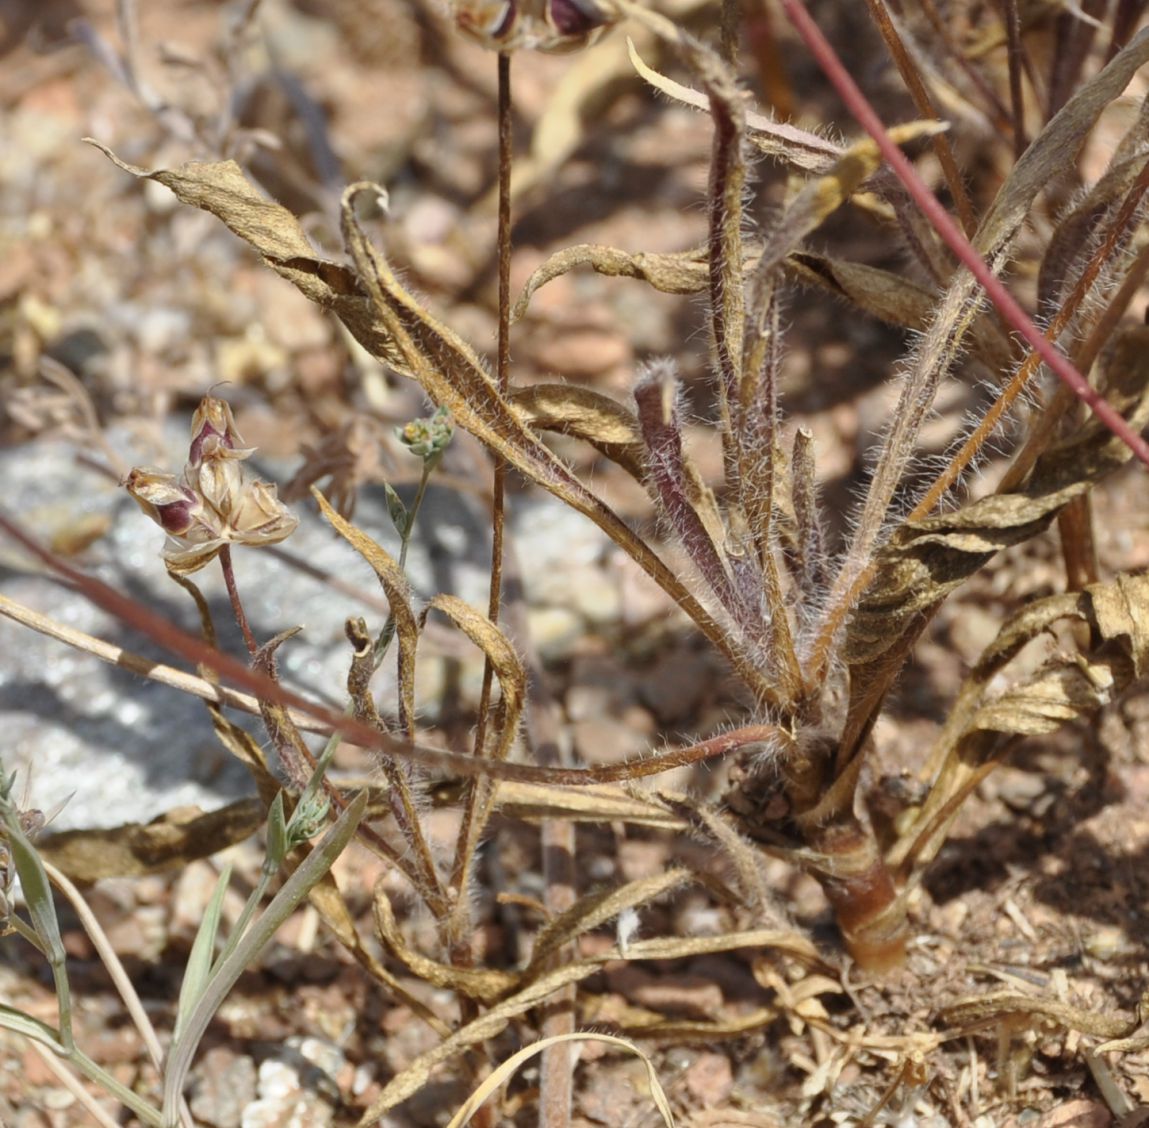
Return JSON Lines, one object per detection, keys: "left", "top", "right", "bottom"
{"left": 219, "top": 545, "right": 257, "bottom": 657}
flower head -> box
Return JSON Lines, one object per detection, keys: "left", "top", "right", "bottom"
{"left": 453, "top": 0, "right": 616, "bottom": 53}
{"left": 125, "top": 396, "right": 298, "bottom": 575}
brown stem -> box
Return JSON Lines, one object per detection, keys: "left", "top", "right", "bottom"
{"left": 806, "top": 817, "right": 907, "bottom": 972}
{"left": 1058, "top": 496, "right": 1100, "bottom": 592}
{"left": 1001, "top": 0, "right": 1029, "bottom": 158}
{"left": 461, "top": 51, "right": 513, "bottom": 860}
{"left": 862, "top": 0, "right": 978, "bottom": 236}
{"left": 218, "top": 545, "right": 257, "bottom": 656}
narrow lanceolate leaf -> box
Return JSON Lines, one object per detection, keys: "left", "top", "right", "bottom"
{"left": 421, "top": 594, "right": 525, "bottom": 763}
{"left": 1037, "top": 95, "right": 1149, "bottom": 313}
{"left": 173, "top": 864, "right": 231, "bottom": 1042}
{"left": 334, "top": 184, "right": 774, "bottom": 699}
{"left": 751, "top": 120, "right": 948, "bottom": 288}
{"left": 512, "top": 243, "right": 716, "bottom": 319}
{"left": 509, "top": 383, "right": 648, "bottom": 481}
{"left": 36, "top": 799, "right": 264, "bottom": 881}
{"left": 626, "top": 36, "right": 842, "bottom": 173}
{"left": 784, "top": 253, "right": 1012, "bottom": 372}
{"left": 515, "top": 243, "right": 1012, "bottom": 369}
{"left": 973, "top": 28, "right": 1149, "bottom": 262}
{"left": 635, "top": 369, "right": 750, "bottom": 635}
{"left": 373, "top": 890, "right": 518, "bottom": 1005}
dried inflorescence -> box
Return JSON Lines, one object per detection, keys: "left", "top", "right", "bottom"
{"left": 452, "top": 0, "right": 618, "bottom": 53}
{"left": 125, "top": 396, "right": 298, "bottom": 575}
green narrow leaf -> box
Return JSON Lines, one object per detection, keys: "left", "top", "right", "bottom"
{"left": 383, "top": 483, "right": 410, "bottom": 537}
{"left": 173, "top": 863, "right": 231, "bottom": 1043}
{"left": 265, "top": 793, "right": 288, "bottom": 871}
{"left": 1, "top": 800, "right": 72, "bottom": 1051}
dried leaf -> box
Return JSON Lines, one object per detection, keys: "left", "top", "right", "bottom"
{"left": 509, "top": 382, "right": 647, "bottom": 480}
{"left": 973, "top": 28, "right": 1149, "bottom": 261}
{"left": 626, "top": 36, "right": 842, "bottom": 173}
{"left": 445, "top": 1032, "right": 675, "bottom": 1128}
{"left": 526, "top": 867, "right": 691, "bottom": 971}
{"left": 491, "top": 781, "right": 686, "bottom": 828}
{"left": 312, "top": 486, "right": 419, "bottom": 736}
{"left": 893, "top": 570, "right": 1149, "bottom": 876}
{"left": 515, "top": 244, "right": 1012, "bottom": 366}
{"left": 373, "top": 890, "right": 518, "bottom": 1004}
{"left": 940, "top": 992, "right": 1135, "bottom": 1039}
{"left": 512, "top": 243, "right": 713, "bottom": 319}
{"left": 423, "top": 594, "right": 525, "bottom": 762}
{"left": 754, "top": 121, "right": 948, "bottom": 286}
{"left": 36, "top": 800, "right": 264, "bottom": 881}
{"left": 357, "top": 926, "right": 824, "bottom": 1123}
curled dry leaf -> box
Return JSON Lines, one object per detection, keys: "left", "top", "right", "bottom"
{"left": 312, "top": 487, "right": 420, "bottom": 736}
{"left": 35, "top": 800, "right": 265, "bottom": 881}
{"left": 893, "top": 569, "right": 1149, "bottom": 876}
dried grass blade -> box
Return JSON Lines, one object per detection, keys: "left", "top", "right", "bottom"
{"left": 446, "top": 1033, "right": 675, "bottom": 1128}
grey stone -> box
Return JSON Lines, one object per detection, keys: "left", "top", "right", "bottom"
{"left": 2, "top": 426, "right": 618, "bottom": 830}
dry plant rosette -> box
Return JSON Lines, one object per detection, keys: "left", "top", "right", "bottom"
{"left": 3, "top": 0, "right": 1149, "bottom": 1123}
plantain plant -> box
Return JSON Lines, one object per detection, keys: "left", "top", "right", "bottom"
{"left": 5, "top": 0, "right": 1149, "bottom": 1120}
{"left": 85, "top": 0, "right": 1149, "bottom": 975}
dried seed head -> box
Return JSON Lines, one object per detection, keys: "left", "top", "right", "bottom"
{"left": 124, "top": 395, "right": 298, "bottom": 574}
{"left": 228, "top": 479, "right": 300, "bottom": 547}
{"left": 193, "top": 454, "right": 248, "bottom": 525}
{"left": 125, "top": 468, "right": 204, "bottom": 535}
{"left": 188, "top": 396, "right": 255, "bottom": 467}
{"left": 452, "top": 0, "right": 617, "bottom": 53}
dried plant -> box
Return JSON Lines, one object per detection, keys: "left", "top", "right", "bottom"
{"left": 4, "top": 0, "right": 1149, "bottom": 1122}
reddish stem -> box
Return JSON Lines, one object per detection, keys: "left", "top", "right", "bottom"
{"left": 218, "top": 545, "right": 257, "bottom": 656}
{"left": 777, "top": 0, "right": 1149, "bottom": 471}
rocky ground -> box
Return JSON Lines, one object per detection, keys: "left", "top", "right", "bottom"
{"left": 2, "top": 1, "right": 1149, "bottom": 1125}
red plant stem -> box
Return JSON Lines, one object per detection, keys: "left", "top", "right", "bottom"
{"left": 218, "top": 545, "right": 257, "bottom": 656}
{"left": 0, "top": 510, "right": 785, "bottom": 788}
{"left": 777, "top": 0, "right": 1149, "bottom": 471}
